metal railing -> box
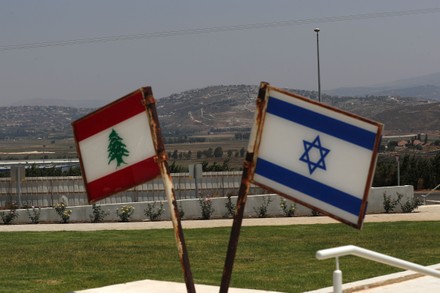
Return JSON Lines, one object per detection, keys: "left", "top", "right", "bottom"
{"left": 421, "top": 183, "right": 440, "bottom": 204}
{"left": 0, "top": 171, "right": 268, "bottom": 207}
{"left": 316, "top": 245, "right": 440, "bottom": 293}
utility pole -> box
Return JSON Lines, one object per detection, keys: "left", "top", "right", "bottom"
{"left": 314, "top": 28, "right": 321, "bottom": 103}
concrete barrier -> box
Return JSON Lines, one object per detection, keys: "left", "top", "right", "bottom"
{"left": 368, "top": 185, "right": 414, "bottom": 213}
{"left": 0, "top": 185, "right": 415, "bottom": 224}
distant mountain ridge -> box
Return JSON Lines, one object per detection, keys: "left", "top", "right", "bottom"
{"left": 157, "top": 85, "right": 257, "bottom": 136}
{"left": 3, "top": 71, "right": 440, "bottom": 108}
{"left": 326, "top": 72, "right": 440, "bottom": 100}
{"left": 156, "top": 85, "right": 439, "bottom": 135}
{"left": 2, "top": 83, "right": 440, "bottom": 140}
{"left": 8, "top": 97, "right": 106, "bottom": 108}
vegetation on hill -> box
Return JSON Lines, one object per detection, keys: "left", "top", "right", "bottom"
{"left": 1, "top": 85, "right": 439, "bottom": 141}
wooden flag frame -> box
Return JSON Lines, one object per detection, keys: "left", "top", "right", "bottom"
{"left": 72, "top": 87, "right": 196, "bottom": 293}
{"left": 220, "top": 82, "right": 383, "bottom": 292}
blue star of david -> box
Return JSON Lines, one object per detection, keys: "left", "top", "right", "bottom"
{"left": 299, "top": 135, "right": 330, "bottom": 175}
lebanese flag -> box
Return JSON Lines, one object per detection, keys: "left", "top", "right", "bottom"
{"left": 72, "top": 88, "right": 161, "bottom": 203}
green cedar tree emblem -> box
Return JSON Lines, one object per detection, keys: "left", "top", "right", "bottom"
{"left": 107, "top": 129, "right": 130, "bottom": 168}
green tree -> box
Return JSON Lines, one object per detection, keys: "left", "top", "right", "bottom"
{"left": 400, "top": 155, "right": 420, "bottom": 187}
{"left": 386, "top": 141, "right": 398, "bottom": 152}
{"left": 205, "top": 147, "right": 213, "bottom": 158}
{"left": 227, "top": 149, "right": 233, "bottom": 158}
{"left": 169, "top": 161, "right": 186, "bottom": 173}
{"left": 222, "top": 159, "right": 232, "bottom": 171}
{"left": 373, "top": 157, "right": 396, "bottom": 186}
{"left": 417, "top": 158, "right": 432, "bottom": 189}
{"left": 172, "top": 150, "right": 178, "bottom": 160}
{"left": 214, "top": 146, "right": 223, "bottom": 158}
{"left": 197, "top": 151, "right": 203, "bottom": 159}
{"left": 107, "top": 129, "right": 129, "bottom": 168}
{"left": 430, "top": 153, "right": 440, "bottom": 187}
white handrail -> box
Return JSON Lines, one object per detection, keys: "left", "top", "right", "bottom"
{"left": 316, "top": 245, "right": 440, "bottom": 293}
{"left": 421, "top": 183, "right": 440, "bottom": 204}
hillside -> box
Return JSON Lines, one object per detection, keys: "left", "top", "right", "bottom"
{"left": 157, "top": 85, "right": 438, "bottom": 135}
{"left": 157, "top": 85, "right": 257, "bottom": 136}
{"left": 0, "top": 106, "right": 90, "bottom": 139}
{"left": 374, "top": 102, "right": 440, "bottom": 131}
{"left": 1, "top": 85, "right": 440, "bottom": 140}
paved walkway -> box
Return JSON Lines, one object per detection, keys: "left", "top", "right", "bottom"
{"left": 1, "top": 204, "right": 439, "bottom": 232}
{"left": 3, "top": 205, "right": 439, "bottom": 292}
{"left": 73, "top": 279, "right": 281, "bottom": 293}
{"left": 305, "top": 263, "right": 440, "bottom": 293}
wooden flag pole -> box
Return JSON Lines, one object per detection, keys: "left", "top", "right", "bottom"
{"left": 143, "top": 87, "right": 196, "bottom": 293}
{"left": 219, "top": 152, "right": 253, "bottom": 293}
{"left": 220, "top": 82, "right": 269, "bottom": 293}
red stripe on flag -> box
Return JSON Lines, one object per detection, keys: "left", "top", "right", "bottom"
{"left": 86, "top": 156, "right": 161, "bottom": 203}
{"left": 73, "top": 89, "right": 146, "bottom": 142}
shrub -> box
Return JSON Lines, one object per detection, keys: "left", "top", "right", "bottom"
{"left": 199, "top": 196, "right": 215, "bottom": 220}
{"left": 224, "top": 192, "right": 236, "bottom": 218}
{"left": 311, "top": 209, "right": 321, "bottom": 216}
{"left": 383, "top": 192, "right": 420, "bottom": 213}
{"left": 382, "top": 192, "right": 402, "bottom": 213}
{"left": 0, "top": 202, "right": 18, "bottom": 225}
{"left": 178, "top": 203, "right": 185, "bottom": 219}
{"left": 89, "top": 204, "right": 110, "bottom": 223}
{"left": 253, "top": 196, "right": 272, "bottom": 218}
{"left": 144, "top": 202, "right": 165, "bottom": 221}
{"left": 280, "top": 198, "right": 295, "bottom": 217}
{"left": 400, "top": 197, "right": 423, "bottom": 213}
{"left": 27, "top": 206, "right": 41, "bottom": 224}
{"left": 54, "top": 202, "right": 72, "bottom": 223}
{"left": 116, "top": 205, "right": 134, "bottom": 222}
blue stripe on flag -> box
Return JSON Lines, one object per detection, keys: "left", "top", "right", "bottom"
{"left": 255, "top": 158, "right": 362, "bottom": 216}
{"left": 267, "top": 96, "right": 377, "bottom": 150}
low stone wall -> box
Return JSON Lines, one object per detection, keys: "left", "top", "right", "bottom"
{"left": 1, "top": 185, "right": 414, "bottom": 224}
{"left": 367, "top": 185, "right": 414, "bottom": 213}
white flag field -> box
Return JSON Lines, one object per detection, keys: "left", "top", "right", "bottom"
{"left": 252, "top": 86, "right": 383, "bottom": 228}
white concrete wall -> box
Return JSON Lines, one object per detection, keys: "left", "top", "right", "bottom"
{"left": 368, "top": 185, "right": 414, "bottom": 213}
{"left": 1, "top": 186, "right": 414, "bottom": 224}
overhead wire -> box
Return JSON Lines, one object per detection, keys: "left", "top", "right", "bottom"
{"left": 1, "top": 8, "right": 439, "bottom": 52}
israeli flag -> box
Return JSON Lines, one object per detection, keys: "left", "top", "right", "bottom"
{"left": 253, "top": 87, "right": 382, "bottom": 227}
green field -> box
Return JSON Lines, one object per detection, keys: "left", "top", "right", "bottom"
{"left": 0, "top": 138, "right": 77, "bottom": 160}
{"left": 0, "top": 136, "right": 248, "bottom": 170}
{"left": 0, "top": 221, "right": 439, "bottom": 293}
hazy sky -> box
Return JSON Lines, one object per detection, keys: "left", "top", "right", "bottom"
{"left": 1, "top": 0, "right": 439, "bottom": 106}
